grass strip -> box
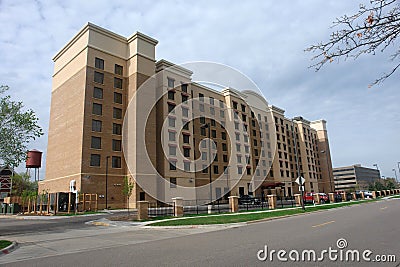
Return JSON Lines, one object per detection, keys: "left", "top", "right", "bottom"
{"left": 0, "top": 240, "right": 12, "bottom": 250}
{"left": 149, "top": 200, "right": 375, "bottom": 226}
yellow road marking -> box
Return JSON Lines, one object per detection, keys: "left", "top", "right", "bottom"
{"left": 380, "top": 207, "right": 387, "bottom": 210}
{"left": 312, "top": 220, "right": 335, "bottom": 228}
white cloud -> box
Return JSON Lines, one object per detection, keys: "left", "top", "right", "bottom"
{"left": 0, "top": 0, "right": 398, "bottom": 178}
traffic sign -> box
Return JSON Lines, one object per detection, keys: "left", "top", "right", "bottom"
{"left": 298, "top": 186, "right": 305, "bottom": 192}
{"left": 295, "top": 176, "right": 305, "bottom": 185}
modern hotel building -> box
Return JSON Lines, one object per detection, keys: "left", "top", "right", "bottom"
{"left": 39, "top": 23, "right": 334, "bottom": 208}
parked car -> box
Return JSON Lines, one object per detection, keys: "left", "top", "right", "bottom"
{"left": 316, "top": 193, "right": 329, "bottom": 203}
{"left": 361, "top": 190, "right": 373, "bottom": 199}
{"left": 334, "top": 192, "right": 342, "bottom": 202}
{"left": 303, "top": 192, "right": 315, "bottom": 204}
{"left": 239, "top": 195, "right": 261, "bottom": 205}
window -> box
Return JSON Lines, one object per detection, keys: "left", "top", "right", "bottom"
{"left": 170, "top": 178, "right": 177, "bottom": 188}
{"left": 114, "top": 78, "right": 123, "bottom": 89}
{"left": 182, "top": 107, "right": 189, "bottom": 117}
{"left": 169, "top": 146, "right": 176, "bottom": 156}
{"left": 183, "top": 121, "right": 189, "bottom": 130}
{"left": 168, "top": 91, "right": 175, "bottom": 100}
{"left": 183, "top": 148, "right": 190, "bottom": 157}
{"left": 168, "top": 78, "right": 175, "bottom": 88}
{"left": 201, "top": 127, "right": 206, "bottom": 136}
{"left": 237, "top": 155, "right": 242, "bottom": 163}
{"left": 213, "top": 165, "right": 219, "bottom": 174}
{"left": 113, "top": 123, "right": 122, "bottom": 135}
{"left": 232, "top": 101, "right": 238, "bottom": 109}
{"left": 199, "top": 93, "right": 204, "bottom": 102}
{"left": 244, "top": 135, "right": 248, "bottom": 143}
{"left": 211, "top": 119, "right": 216, "bottom": 127}
{"left": 247, "top": 168, "right": 251, "bottom": 175}
{"left": 219, "top": 100, "right": 224, "bottom": 108}
{"left": 236, "top": 144, "right": 241, "bottom": 152}
{"left": 92, "top": 120, "right": 102, "bottom": 132}
{"left": 115, "top": 64, "right": 123, "bottom": 75}
{"left": 220, "top": 110, "right": 225, "bottom": 118}
{"left": 210, "top": 107, "right": 215, "bottom": 115}
{"left": 90, "top": 154, "right": 101, "bottom": 167}
{"left": 168, "top": 103, "right": 175, "bottom": 113}
{"left": 91, "top": 136, "right": 101, "bottom": 149}
{"left": 222, "top": 143, "right": 227, "bottom": 151}
{"left": 181, "top": 84, "right": 188, "bottom": 93}
{"left": 235, "top": 133, "right": 240, "bottom": 141}
{"left": 169, "top": 131, "right": 176, "bottom": 141}
{"left": 201, "top": 140, "right": 207, "bottom": 148}
{"left": 209, "top": 97, "right": 214, "bottom": 105}
{"left": 182, "top": 94, "right": 188, "bottom": 102}
{"left": 199, "top": 104, "right": 204, "bottom": 112}
{"left": 112, "top": 156, "right": 121, "bottom": 168}
{"left": 168, "top": 117, "right": 175, "bottom": 127}
{"left": 112, "top": 139, "right": 122, "bottom": 151}
{"left": 241, "top": 104, "right": 246, "bottom": 112}
{"left": 202, "top": 165, "right": 208, "bottom": 173}
{"left": 254, "top": 139, "right": 258, "bottom": 146}
{"left": 183, "top": 134, "right": 190, "bottom": 144}
{"left": 113, "top": 108, "right": 122, "bottom": 119}
{"left": 202, "top": 152, "right": 207, "bottom": 160}
{"left": 223, "top": 154, "right": 228, "bottom": 162}
{"left": 184, "top": 162, "right": 190, "bottom": 171}
{"left": 94, "top": 71, "right": 104, "bottom": 84}
{"left": 92, "top": 103, "right": 102, "bottom": 115}
{"left": 114, "top": 92, "right": 122, "bottom": 104}
{"left": 221, "top": 132, "right": 227, "bottom": 140}
{"left": 242, "top": 114, "right": 247, "bottom": 122}
{"left": 245, "top": 146, "right": 249, "bottom": 153}
{"left": 238, "top": 166, "right": 243, "bottom": 174}
{"left": 93, "top": 87, "right": 103, "bottom": 99}
{"left": 170, "top": 162, "right": 176, "bottom": 170}
{"left": 200, "top": 116, "right": 205, "bottom": 124}
{"left": 211, "top": 130, "right": 217, "bottom": 138}
{"left": 234, "top": 122, "right": 239, "bottom": 130}
{"left": 95, "top": 57, "right": 104, "bottom": 69}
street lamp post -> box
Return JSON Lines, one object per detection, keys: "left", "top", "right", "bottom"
{"left": 373, "top": 164, "right": 379, "bottom": 170}
{"left": 320, "top": 150, "right": 333, "bottom": 193}
{"left": 397, "top": 162, "right": 400, "bottom": 184}
{"left": 105, "top": 156, "right": 110, "bottom": 210}
{"left": 201, "top": 123, "right": 212, "bottom": 204}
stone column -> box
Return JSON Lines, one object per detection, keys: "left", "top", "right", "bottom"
{"left": 313, "top": 194, "right": 320, "bottom": 204}
{"left": 267, "top": 195, "right": 277, "bottom": 209}
{"left": 228, "top": 196, "right": 239, "bottom": 213}
{"left": 372, "top": 191, "right": 376, "bottom": 199}
{"left": 294, "top": 194, "right": 302, "bottom": 207}
{"left": 137, "top": 201, "right": 149, "bottom": 220}
{"left": 172, "top": 197, "right": 184, "bottom": 217}
{"left": 328, "top": 193, "right": 335, "bottom": 203}
{"left": 352, "top": 192, "right": 357, "bottom": 200}
{"left": 341, "top": 192, "right": 346, "bottom": 202}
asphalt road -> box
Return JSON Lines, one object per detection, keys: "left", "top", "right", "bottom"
{"left": 3, "top": 199, "right": 400, "bottom": 267}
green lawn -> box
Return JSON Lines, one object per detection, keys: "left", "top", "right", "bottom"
{"left": 149, "top": 200, "right": 374, "bottom": 226}
{"left": 0, "top": 240, "right": 12, "bottom": 250}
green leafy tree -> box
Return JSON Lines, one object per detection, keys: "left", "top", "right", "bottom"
{"left": 122, "top": 176, "right": 135, "bottom": 215}
{"left": 374, "top": 180, "right": 386, "bottom": 191}
{"left": 0, "top": 85, "right": 43, "bottom": 167}
{"left": 306, "top": 0, "right": 400, "bottom": 86}
{"left": 11, "top": 172, "right": 37, "bottom": 196}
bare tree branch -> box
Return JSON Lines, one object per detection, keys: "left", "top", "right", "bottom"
{"left": 306, "top": 0, "right": 400, "bottom": 86}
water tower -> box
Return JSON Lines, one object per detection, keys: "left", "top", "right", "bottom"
{"left": 26, "top": 149, "right": 42, "bottom": 182}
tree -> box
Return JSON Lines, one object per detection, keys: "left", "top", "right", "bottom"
{"left": 11, "top": 172, "right": 37, "bottom": 196}
{"left": 306, "top": 0, "right": 400, "bottom": 86}
{"left": 0, "top": 85, "right": 43, "bottom": 167}
{"left": 122, "top": 176, "right": 134, "bottom": 215}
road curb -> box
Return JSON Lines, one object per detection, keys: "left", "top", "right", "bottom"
{"left": 0, "top": 241, "right": 18, "bottom": 256}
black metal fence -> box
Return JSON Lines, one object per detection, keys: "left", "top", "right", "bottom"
{"left": 183, "top": 199, "right": 230, "bottom": 215}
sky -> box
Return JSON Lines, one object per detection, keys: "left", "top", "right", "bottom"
{"left": 0, "top": 0, "right": 399, "bottom": 180}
